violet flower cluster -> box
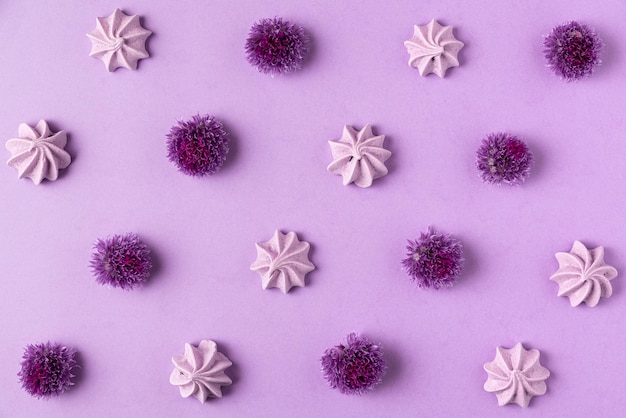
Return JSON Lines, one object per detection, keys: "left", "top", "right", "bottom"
{"left": 245, "top": 17, "right": 309, "bottom": 75}
{"left": 543, "top": 21, "right": 603, "bottom": 81}
{"left": 320, "top": 333, "right": 386, "bottom": 395}
{"left": 403, "top": 227, "right": 464, "bottom": 289}
{"left": 90, "top": 233, "right": 152, "bottom": 290}
{"left": 166, "top": 114, "right": 230, "bottom": 177}
{"left": 18, "top": 342, "right": 78, "bottom": 398}
{"left": 475, "top": 132, "right": 533, "bottom": 185}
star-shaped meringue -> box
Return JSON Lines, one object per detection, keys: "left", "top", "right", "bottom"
{"left": 250, "top": 230, "right": 315, "bottom": 293}
{"left": 327, "top": 125, "right": 391, "bottom": 188}
{"left": 404, "top": 19, "right": 464, "bottom": 77}
{"left": 87, "top": 8, "right": 152, "bottom": 72}
{"left": 484, "top": 343, "right": 550, "bottom": 408}
{"left": 549, "top": 240, "right": 617, "bottom": 307}
{"left": 169, "top": 340, "right": 233, "bottom": 403}
{"left": 6, "top": 120, "right": 71, "bottom": 185}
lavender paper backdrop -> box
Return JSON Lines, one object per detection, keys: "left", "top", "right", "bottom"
{"left": 2, "top": 0, "right": 626, "bottom": 416}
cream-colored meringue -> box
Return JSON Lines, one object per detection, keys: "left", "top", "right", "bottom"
{"left": 484, "top": 343, "right": 550, "bottom": 408}
{"left": 327, "top": 125, "right": 391, "bottom": 188}
{"left": 169, "top": 340, "right": 232, "bottom": 403}
{"left": 404, "top": 19, "right": 464, "bottom": 77}
{"left": 250, "top": 230, "right": 315, "bottom": 293}
{"left": 87, "top": 8, "right": 152, "bottom": 72}
{"left": 550, "top": 240, "right": 617, "bottom": 307}
{"left": 6, "top": 120, "right": 71, "bottom": 185}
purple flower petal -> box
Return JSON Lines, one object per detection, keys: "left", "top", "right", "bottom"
{"left": 543, "top": 21, "right": 603, "bottom": 81}
{"left": 476, "top": 132, "right": 533, "bottom": 185}
{"left": 320, "top": 333, "right": 386, "bottom": 395}
{"left": 402, "top": 226, "right": 464, "bottom": 289}
{"left": 245, "top": 17, "right": 309, "bottom": 75}
{"left": 18, "top": 342, "right": 78, "bottom": 398}
{"left": 90, "top": 233, "right": 152, "bottom": 290}
{"left": 166, "top": 114, "right": 229, "bottom": 177}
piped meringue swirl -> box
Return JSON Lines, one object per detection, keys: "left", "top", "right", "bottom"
{"left": 484, "top": 343, "right": 550, "bottom": 408}
{"left": 169, "top": 340, "right": 232, "bottom": 403}
{"left": 404, "top": 19, "right": 464, "bottom": 77}
{"left": 550, "top": 240, "right": 617, "bottom": 307}
{"left": 327, "top": 124, "right": 391, "bottom": 188}
{"left": 250, "top": 230, "right": 315, "bottom": 293}
{"left": 87, "top": 8, "right": 152, "bottom": 72}
{"left": 6, "top": 120, "right": 71, "bottom": 185}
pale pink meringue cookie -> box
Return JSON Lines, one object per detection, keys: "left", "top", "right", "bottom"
{"left": 87, "top": 8, "right": 152, "bottom": 72}
{"left": 549, "top": 240, "right": 617, "bottom": 307}
{"left": 404, "top": 19, "right": 464, "bottom": 77}
{"left": 484, "top": 343, "right": 550, "bottom": 408}
{"left": 169, "top": 340, "right": 232, "bottom": 403}
{"left": 6, "top": 120, "right": 71, "bottom": 185}
{"left": 327, "top": 125, "right": 391, "bottom": 188}
{"left": 250, "top": 230, "right": 315, "bottom": 293}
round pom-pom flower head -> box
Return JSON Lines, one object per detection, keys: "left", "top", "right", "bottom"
{"left": 402, "top": 226, "right": 464, "bottom": 289}
{"left": 18, "top": 342, "right": 78, "bottom": 398}
{"left": 166, "top": 114, "right": 229, "bottom": 177}
{"left": 476, "top": 132, "right": 533, "bottom": 185}
{"left": 245, "top": 17, "right": 309, "bottom": 75}
{"left": 320, "top": 333, "right": 386, "bottom": 395}
{"left": 543, "top": 21, "right": 603, "bottom": 81}
{"left": 90, "top": 233, "right": 152, "bottom": 290}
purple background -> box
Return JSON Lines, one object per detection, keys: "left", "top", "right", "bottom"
{"left": 2, "top": 0, "right": 626, "bottom": 417}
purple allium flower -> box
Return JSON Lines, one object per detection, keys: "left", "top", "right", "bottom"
{"left": 245, "top": 17, "right": 309, "bottom": 75}
{"left": 475, "top": 132, "right": 533, "bottom": 185}
{"left": 18, "top": 342, "right": 78, "bottom": 398}
{"left": 402, "top": 227, "right": 464, "bottom": 289}
{"left": 543, "top": 21, "right": 603, "bottom": 81}
{"left": 90, "top": 233, "right": 152, "bottom": 290}
{"left": 320, "top": 333, "right": 386, "bottom": 395}
{"left": 166, "top": 114, "right": 229, "bottom": 177}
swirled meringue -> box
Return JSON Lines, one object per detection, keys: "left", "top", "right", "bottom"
{"left": 250, "top": 230, "right": 315, "bottom": 293}
{"left": 6, "top": 120, "right": 71, "bottom": 185}
{"left": 327, "top": 125, "right": 391, "bottom": 188}
{"left": 484, "top": 343, "right": 550, "bottom": 408}
{"left": 87, "top": 8, "right": 151, "bottom": 72}
{"left": 169, "top": 340, "right": 232, "bottom": 403}
{"left": 549, "top": 240, "right": 617, "bottom": 307}
{"left": 404, "top": 19, "right": 464, "bottom": 77}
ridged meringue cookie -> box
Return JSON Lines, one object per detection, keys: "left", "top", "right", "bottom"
{"left": 6, "top": 120, "right": 71, "bottom": 185}
{"left": 327, "top": 125, "right": 391, "bottom": 188}
{"left": 87, "top": 8, "right": 152, "bottom": 72}
{"left": 250, "top": 230, "right": 315, "bottom": 293}
{"left": 169, "top": 340, "right": 233, "bottom": 403}
{"left": 404, "top": 19, "right": 464, "bottom": 77}
{"left": 550, "top": 240, "right": 617, "bottom": 307}
{"left": 484, "top": 343, "right": 550, "bottom": 408}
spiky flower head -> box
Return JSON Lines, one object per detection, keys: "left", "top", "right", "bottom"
{"left": 543, "top": 21, "right": 603, "bottom": 81}
{"left": 18, "top": 342, "right": 78, "bottom": 398}
{"left": 320, "top": 333, "right": 386, "bottom": 395}
{"left": 166, "top": 114, "right": 229, "bottom": 177}
{"left": 245, "top": 17, "right": 309, "bottom": 75}
{"left": 476, "top": 132, "right": 533, "bottom": 185}
{"left": 402, "top": 227, "right": 464, "bottom": 289}
{"left": 90, "top": 233, "right": 152, "bottom": 290}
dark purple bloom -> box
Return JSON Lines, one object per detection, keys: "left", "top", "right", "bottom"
{"left": 166, "top": 114, "right": 229, "bottom": 177}
{"left": 320, "top": 333, "right": 386, "bottom": 395}
{"left": 543, "top": 21, "right": 603, "bottom": 81}
{"left": 90, "top": 233, "right": 152, "bottom": 290}
{"left": 18, "top": 342, "right": 78, "bottom": 398}
{"left": 402, "top": 227, "right": 464, "bottom": 289}
{"left": 476, "top": 132, "right": 533, "bottom": 185}
{"left": 245, "top": 17, "right": 309, "bottom": 75}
